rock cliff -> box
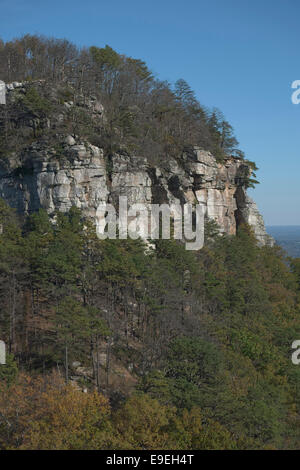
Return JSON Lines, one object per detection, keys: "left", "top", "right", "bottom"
{"left": 0, "top": 81, "right": 273, "bottom": 246}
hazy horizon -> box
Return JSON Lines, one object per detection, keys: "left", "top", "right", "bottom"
{"left": 267, "top": 225, "right": 300, "bottom": 257}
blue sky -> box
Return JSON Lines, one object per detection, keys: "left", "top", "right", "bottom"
{"left": 1, "top": 0, "right": 299, "bottom": 224}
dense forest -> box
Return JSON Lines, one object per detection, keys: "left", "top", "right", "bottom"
{"left": 0, "top": 35, "right": 299, "bottom": 450}
{"left": 1, "top": 200, "right": 300, "bottom": 449}
{"left": 0, "top": 34, "right": 248, "bottom": 166}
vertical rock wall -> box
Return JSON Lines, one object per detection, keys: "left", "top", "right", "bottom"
{"left": 0, "top": 139, "right": 273, "bottom": 245}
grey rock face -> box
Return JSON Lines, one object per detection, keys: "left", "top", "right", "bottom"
{"left": 0, "top": 140, "right": 109, "bottom": 219}
{"left": 0, "top": 138, "right": 273, "bottom": 246}
{"left": 235, "top": 188, "right": 274, "bottom": 246}
{"left": 0, "top": 340, "right": 5, "bottom": 365}
{"left": 183, "top": 149, "right": 274, "bottom": 244}
{"left": 0, "top": 81, "right": 5, "bottom": 105}
{"left": 110, "top": 154, "right": 152, "bottom": 206}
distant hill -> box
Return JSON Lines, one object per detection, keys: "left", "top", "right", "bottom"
{"left": 267, "top": 226, "right": 300, "bottom": 258}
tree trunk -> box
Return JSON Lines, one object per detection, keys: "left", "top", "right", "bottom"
{"left": 65, "top": 344, "right": 69, "bottom": 383}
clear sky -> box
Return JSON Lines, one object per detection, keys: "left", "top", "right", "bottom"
{"left": 1, "top": 0, "right": 299, "bottom": 224}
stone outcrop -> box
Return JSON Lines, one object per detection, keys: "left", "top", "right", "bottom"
{"left": 0, "top": 81, "right": 5, "bottom": 105}
{"left": 0, "top": 80, "right": 273, "bottom": 246}
{"left": 234, "top": 188, "right": 274, "bottom": 245}
{"left": 0, "top": 140, "right": 108, "bottom": 218}
{"left": 0, "top": 136, "right": 273, "bottom": 246}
